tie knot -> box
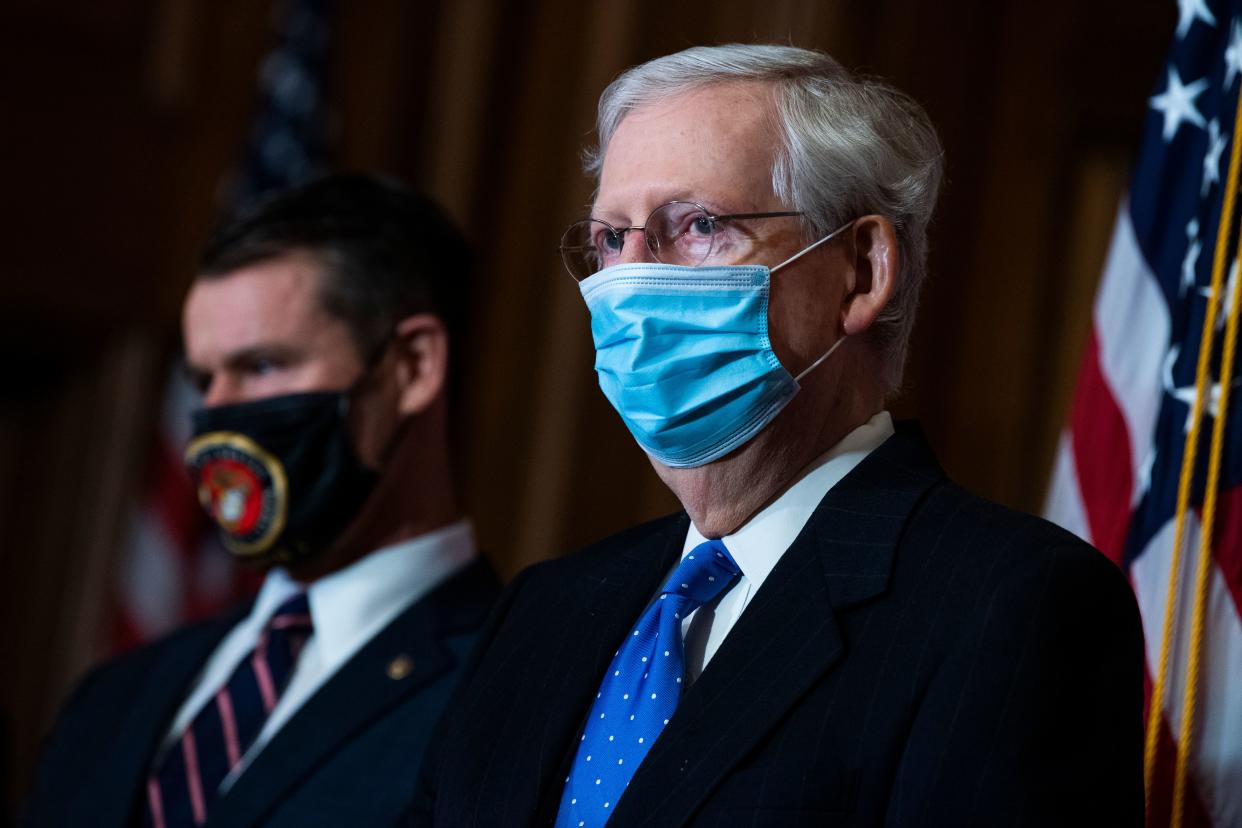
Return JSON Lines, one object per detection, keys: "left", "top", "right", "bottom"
{"left": 268, "top": 591, "right": 313, "bottom": 634}
{"left": 660, "top": 539, "right": 741, "bottom": 607}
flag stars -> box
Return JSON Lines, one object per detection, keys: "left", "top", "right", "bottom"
{"left": 1176, "top": 0, "right": 1216, "bottom": 38}
{"left": 1182, "top": 218, "right": 1202, "bottom": 296}
{"left": 1227, "top": 19, "right": 1242, "bottom": 89}
{"left": 1200, "top": 258, "right": 1240, "bottom": 331}
{"left": 1203, "top": 120, "right": 1227, "bottom": 195}
{"left": 1138, "top": 449, "right": 1157, "bottom": 494}
{"left": 1151, "top": 67, "right": 1209, "bottom": 141}
{"left": 1162, "top": 344, "right": 1241, "bottom": 429}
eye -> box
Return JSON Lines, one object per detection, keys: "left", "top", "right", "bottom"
{"left": 602, "top": 228, "right": 624, "bottom": 252}
{"left": 690, "top": 215, "right": 716, "bottom": 237}
{"left": 592, "top": 224, "right": 626, "bottom": 262}
{"left": 189, "top": 371, "right": 212, "bottom": 394}
{"left": 241, "top": 353, "right": 288, "bottom": 378}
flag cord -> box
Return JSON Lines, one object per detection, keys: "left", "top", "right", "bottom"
{"left": 1144, "top": 83, "right": 1242, "bottom": 824}
{"left": 1173, "top": 161, "right": 1242, "bottom": 826}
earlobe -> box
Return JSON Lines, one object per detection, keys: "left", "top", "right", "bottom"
{"left": 841, "top": 215, "right": 899, "bottom": 335}
{"left": 393, "top": 314, "right": 449, "bottom": 416}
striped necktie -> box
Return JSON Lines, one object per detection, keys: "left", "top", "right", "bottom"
{"left": 555, "top": 539, "right": 741, "bottom": 827}
{"left": 145, "top": 592, "right": 313, "bottom": 828}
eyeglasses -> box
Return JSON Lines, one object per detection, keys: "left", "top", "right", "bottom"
{"left": 559, "top": 201, "right": 803, "bottom": 281}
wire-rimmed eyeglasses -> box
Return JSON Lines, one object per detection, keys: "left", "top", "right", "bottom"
{"left": 559, "top": 201, "right": 803, "bottom": 281}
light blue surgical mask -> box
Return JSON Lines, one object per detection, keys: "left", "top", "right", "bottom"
{"left": 578, "top": 222, "right": 852, "bottom": 468}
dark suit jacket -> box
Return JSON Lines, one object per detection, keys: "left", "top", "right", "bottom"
{"left": 415, "top": 425, "right": 1145, "bottom": 826}
{"left": 24, "top": 559, "right": 498, "bottom": 828}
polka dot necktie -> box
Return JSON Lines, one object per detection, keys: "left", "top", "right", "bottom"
{"left": 555, "top": 539, "right": 741, "bottom": 827}
{"left": 145, "top": 592, "right": 313, "bottom": 828}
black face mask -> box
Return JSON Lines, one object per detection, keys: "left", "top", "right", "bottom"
{"left": 185, "top": 390, "right": 380, "bottom": 567}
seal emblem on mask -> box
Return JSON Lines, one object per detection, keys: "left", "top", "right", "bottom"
{"left": 185, "top": 431, "right": 288, "bottom": 559}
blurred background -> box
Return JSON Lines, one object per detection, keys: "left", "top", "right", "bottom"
{"left": 0, "top": 0, "right": 1174, "bottom": 814}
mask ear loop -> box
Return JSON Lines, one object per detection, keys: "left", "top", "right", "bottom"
{"left": 794, "top": 333, "right": 847, "bottom": 382}
{"left": 772, "top": 218, "right": 856, "bottom": 383}
{"left": 769, "top": 218, "right": 856, "bottom": 274}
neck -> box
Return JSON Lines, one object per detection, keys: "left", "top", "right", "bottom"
{"left": 655, "top": 363, "right": 884, "bottom": 538}
{"left": 284, "top": 419, "right": 459, "bottom": 583}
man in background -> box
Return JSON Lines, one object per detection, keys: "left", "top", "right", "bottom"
{"left": 25, "top": 173, "right": 497, "bottom": 827}
{"left": 416, "top": 45, "right": 1144, "bottom": 825}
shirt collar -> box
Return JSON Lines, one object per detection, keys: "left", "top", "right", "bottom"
{"left": 261, "top": 520, "right": 477, "bottom": 671}
{"left": 682, "top": 411, "right": 895, "bottom": 587}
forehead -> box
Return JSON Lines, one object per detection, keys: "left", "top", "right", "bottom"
{"left": 182, "top": 252, "right": 338, "bottom": 357}
{"left": 596, "top": 81, "right": 780, "bottom": 219}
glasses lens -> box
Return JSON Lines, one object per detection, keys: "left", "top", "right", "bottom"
{"left": 560, "top": 219, "right": 625, "bottom": 281}
{"left": 648, "top": 202, "right": 716, "bottom": 267}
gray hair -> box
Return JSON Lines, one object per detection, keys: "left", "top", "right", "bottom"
{"left": 586, "top": 44, "right": 944, "bottom": 394}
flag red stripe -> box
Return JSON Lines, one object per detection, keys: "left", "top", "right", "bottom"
{"left": 1211, "top": 483, "right": 1242, "bottom": 624}
{"left": 1070, "top": 327, "right": 1136, "bottom": 564}
{"left": 150, "top": 440, "right": 206, "bottom": 561}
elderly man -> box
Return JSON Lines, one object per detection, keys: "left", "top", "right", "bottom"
{"left": 416, "top": 45, "right": 1144, "bottom": 825}
{"left": 26, "top": 174, "right": 498, "bottom": 827}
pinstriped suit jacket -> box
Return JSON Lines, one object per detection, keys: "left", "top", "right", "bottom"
{"left": 414, "top": 423, "right": 1144, "bottom": 826}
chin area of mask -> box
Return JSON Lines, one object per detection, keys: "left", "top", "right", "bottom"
{"left": 184, "top": 387, "right": 381, "bottom": 567}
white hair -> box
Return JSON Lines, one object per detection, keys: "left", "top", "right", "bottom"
{"left": 586, "top": 44, "right": 944, "bottom": 393}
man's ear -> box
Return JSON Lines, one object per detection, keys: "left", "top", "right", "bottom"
{"left": 840, "top": 215, "right": 899, "bottom": 336}
{"left": 391, "top": 313, "right": 449, "bottom": 416}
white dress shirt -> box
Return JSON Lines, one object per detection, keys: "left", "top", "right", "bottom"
{"left": 161, "top": 520, "right": 477, "bottom": 791}
{"left": 678, "top": 412, "right": 894, "bottom": 681}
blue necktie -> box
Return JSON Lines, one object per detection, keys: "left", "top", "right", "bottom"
{"left": 555, "top": 539, "right": 741, "bottom": 827}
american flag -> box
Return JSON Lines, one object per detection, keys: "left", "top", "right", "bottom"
{"left": 1045, "top": 1, "right": 1242, "bottom": 825}
{"left": 114, "top": 0, "right": 334, "bottom": 650}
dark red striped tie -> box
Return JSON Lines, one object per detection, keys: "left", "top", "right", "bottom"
{"left": 145, "top": 592, "right": 313, "bottom": 828}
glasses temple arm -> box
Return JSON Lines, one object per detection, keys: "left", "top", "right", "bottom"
{"left": 771, "top": 220, "right": 854, "bottom": 273}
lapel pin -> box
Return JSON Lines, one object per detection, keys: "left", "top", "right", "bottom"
{"left": 387, "top": 654, "right": 414, "bottom": 680}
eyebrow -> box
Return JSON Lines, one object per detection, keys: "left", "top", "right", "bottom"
{"left": 184, "top": 343, "right": 305, "bottom": 379}
{"left": 592, "top": 191, "right": 703, "bottom": 224}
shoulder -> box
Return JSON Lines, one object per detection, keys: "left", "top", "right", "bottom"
{"left": 919, "top": 477, "right": 1122, "bottom": 573}
{"left": 903, "top": 477, "right": 1139, "bottom": 639}
{"left": 506, "top": 511, "right": 687, "bottom": 594}
{"left": 56, "top": 608, "right": 242, "bottom": 724}
{"left": 23, "top": 609, "right": 244, "bottom": 822}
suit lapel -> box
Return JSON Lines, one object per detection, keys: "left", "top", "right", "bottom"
{"left": 611, "top": 424, "right": 944, "bottom": 826}
{"left": 206, "top": 560, "right": 495, "bottom": 828}
{"left": 92, "top": 611, "right": 245, "bottom": 827}
{"left": 525, "top": 515, "right": 688, "bottom": 825}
